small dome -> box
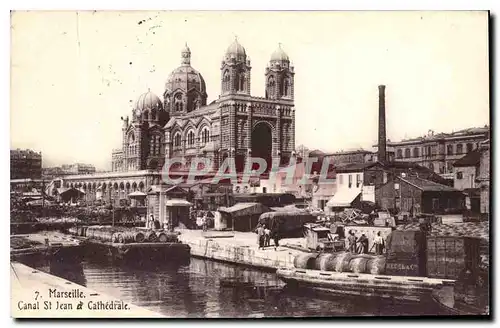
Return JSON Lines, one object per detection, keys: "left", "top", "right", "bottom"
{"left": 225, "top": 38, "right": 246, "bottom": 61}
{"left": 134, "top": 90, "right": 162, "bottom": 112}
{"left": 271, "top": 44, "right": 289, "bottom": 62}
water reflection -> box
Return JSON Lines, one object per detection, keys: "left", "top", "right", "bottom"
{"left": 19, "top": 255, "right": 441, "bottom": 317}
{"left": 49, "top": 260, "right": 87, "bottom": 286}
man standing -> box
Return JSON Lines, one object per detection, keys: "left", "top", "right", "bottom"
{"left": 149, "top": 214, "right": 155, "bottom": 229}
{"left": 373, "top": 231, "right": 384, "bottom": 255}
{"left": 358, "top": 234, "right": 369, "bottom": 254}
{"left": 347, "top": 231, "right": 357, "bottom": 253}
{"left": 264, "top": 225, "right": 271, "bottom": 247}
{"left": 256, "top": 224, "right": 265, "bottom": 249}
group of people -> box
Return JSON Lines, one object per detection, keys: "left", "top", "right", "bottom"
{"left": 347, "top": 230, "right": 386, "bottom": 255}
{"left": 146, "top": 214, "right": 169, "bottom": 231}
{"left": 255, "top": 224, "right": 280, "bottom": 250}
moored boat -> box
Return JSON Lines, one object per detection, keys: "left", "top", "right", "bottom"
{"left": 276, "top": 267, "right": 455, "bottom": 302}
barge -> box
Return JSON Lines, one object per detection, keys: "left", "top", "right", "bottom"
{"left": 82, "top": 238, "right": 190, "bottom": 263}
{"left": 277, "top": 267, "right": 455, "bottom": 302}
{"left": 69, "top": 225, "right": 191, "bottom": 263}
{"left": 10, "top": 232, "right": 83, "bottom": 263}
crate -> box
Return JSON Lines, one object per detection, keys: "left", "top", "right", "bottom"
{"left": 387, "top": 230, "right": 426, "bottom": 259}
{"left": 426, "top": 236, "right": 481, "bottom": 280}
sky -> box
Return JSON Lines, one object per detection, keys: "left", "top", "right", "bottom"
{"left": 10, "top": 11, "right": 489, "bottom": 170}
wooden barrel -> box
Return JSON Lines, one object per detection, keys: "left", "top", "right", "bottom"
{"left": 322, "top": 252, "right": 341, "bottom": 272}
{"left": 366, "top": 256, "right": 387, "bottom": 275}
{"left": 121, "top": 231, "right": 145, "bottom": 243}
{"left": 157, "top": 232, "right": 168, "bottom": 243}
{"left": 331, "top": 252, "right": 354, "bottom": 273}
{"left": 314, "top": 253, "right": 337, "bottom": 271}
{"left": 134, "top": 231, "right": 145, "bottom": 243}
{"left": 101, "top": 231, "right": 114, "bottom": 242}
{"left": 145, "top": 231, "right": 157, "bottom": 242}
{"left": 349, "top": 256, "right": 370, "bottom": 274}
{"left": 293, "top": 253, "right": 318, "bottom": 269}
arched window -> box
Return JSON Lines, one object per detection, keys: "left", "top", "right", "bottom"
{"left": 429, "top": 162, "right": 435, "bottom": 172}
{"left": 413, "top": 147, "right": 420, "bottom": 158}
{"left": 174, "top": 94, "right": 183, "bottom": 112}
{"left": 223, "top": 70, "right": 230, "bottom": 92}
{"left": 397, "top": 149, "right": 403, "bottom": 159}
{"left": 151, "top": 108, "right": 157, "bottom": 121}
{"left": 201, "top": 127, "right": 210, "bottom": 144}
{"left": 239, "top": 74, "right": 245, "bottom": 91}
{"left": 156, "top": 136, "right": 161, "bottom": 155}
{"left": 283, "top": 77, "right": 290, "bottom": 97}
{"left": 457, "top": 144, "right": 463, "bottom": 154}
{"left": 173, "top": 132, "right": 181, "bottom": 147}
{"left": 404, "top": 148, "right": 411, "bottom": 158}
{"left": 466, "top": 143, "right": 473, "bottom": 153}
{"left": 267, "top": 76, "right": 275, "bottom": 98}
{"left": 187, "top": 130, "right": 195, "bottom": 146}
{"left": 447, "top": 144, "right": 454, "bottom": 155}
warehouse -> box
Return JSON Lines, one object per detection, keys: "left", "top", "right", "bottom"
{"left": 376, "top": 175, "right": 465, "bottom": 216}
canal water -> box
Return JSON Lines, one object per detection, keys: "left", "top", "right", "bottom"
{"left": 19, "top": 256, "right": 441, "bottom": 318}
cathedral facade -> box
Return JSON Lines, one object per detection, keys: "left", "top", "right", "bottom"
{"left": 112, "top": 39, "right": 296, "bottom": 174}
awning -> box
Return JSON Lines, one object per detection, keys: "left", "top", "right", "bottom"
{"left": 326, "top": 189, "right": 361, "bottom": 208}
{"left": 128, "top": 191, "right": 147, "bottom": 197}
{"left": 218, "top": 202, "right": 270, "bottom": 218}
{"left": 166, "top": 199, "right": 193, "bottom": 207}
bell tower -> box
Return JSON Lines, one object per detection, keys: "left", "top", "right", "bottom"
{"left": 265, "top": 44, "right": 294, "bottom": 100}
{"left": 221, "top": 38, "right": 252, "bottom": 96}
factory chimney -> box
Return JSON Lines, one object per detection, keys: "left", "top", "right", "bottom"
{"left": 378, "top": 85, "right": 387, "bottom": 163}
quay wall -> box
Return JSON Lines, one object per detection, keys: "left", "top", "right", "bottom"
{"left": 177, "top": 230, "right": 305, "bottom": 270}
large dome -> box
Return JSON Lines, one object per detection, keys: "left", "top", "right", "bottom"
{"left": 134, "top": 90, "right": 162, "bottom": 112}
{"left": 165, "top": 65, "right": 207, "bottom": 94}
{"left": 165, "top": 44, "right": 207, "bottom": 96}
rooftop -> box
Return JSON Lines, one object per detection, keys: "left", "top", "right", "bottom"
{"left": 325, "top": 148, "right": 373, "bottom": 156}
{"left": 334, "top": 162, "right": 377, "bottom": 173}
{"left": 399, "top": 176, "right": 459, "bottom": 192}
{"left": 389, "top": 126, "right": 489, "bottom": 145}
{"left": 453, "top": 150, "right": 481, "bottom": 167}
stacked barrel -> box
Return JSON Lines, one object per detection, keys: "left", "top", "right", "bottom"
{"left": 68, "top": 226, "right": 180, "bottom": 244}
{"left": 293, "top": 252, "right": 387, "bottom": 275}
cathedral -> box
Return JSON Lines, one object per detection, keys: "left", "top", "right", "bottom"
{"left": 112, "top": 39, "right": 296, "bottom": 174}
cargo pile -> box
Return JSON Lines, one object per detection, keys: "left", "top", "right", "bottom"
{"left": 68, "top": 226, "right": 180, "bottom": 244}
{"left": 396, "top": 222, "right": 489, "bottom": 241}
{"left": 293, "top": 252, "right": 387, "bottom": 275}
